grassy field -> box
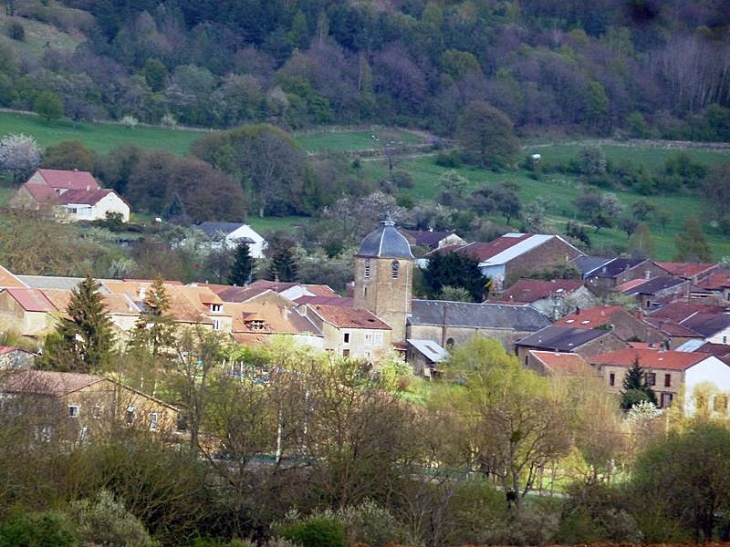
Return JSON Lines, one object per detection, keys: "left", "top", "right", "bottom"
{"left": 0, "top": 112, "right": 207, "bottom": 156}
{"left": 360, "top": 143, "right": 730, "bottom": 260}
{"left": 294, "top": 128, "right": 425, "bottom": 153}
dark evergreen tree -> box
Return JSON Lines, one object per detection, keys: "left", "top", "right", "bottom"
{"left": 130, "top": 278, "right": 176, "bottom": 358}
{"left": 228, "top": 240, "right": 254, "bottom": 286}
{"left": 39, "top": 275, "right": 115, "bottom": 373}
{"left": 266, "top": 235, "right": 298, "bottom": 282}
{"left": 621, "top": 358, "right": 658, "bottom": 410}
{"left": 422, "top": 251, "right": 487, "bottom": 302}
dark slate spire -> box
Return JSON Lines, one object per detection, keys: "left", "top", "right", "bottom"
{"left": 356, "top": 213, "right": 414, "bottom": 259}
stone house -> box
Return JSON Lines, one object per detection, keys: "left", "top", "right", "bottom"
{"left": 226, "top": 302, "right": 323, "bottom": 350}
{"left": 553, "top": 305, "right": 668, "bottom": 345}
{"left": 407, "top": 300, "right": 551, "bottom": 350}
{"left": 298, "top": 304, "right": 392, "bottom": 361}
{"left": 516, "top": 325, "right": 629, "bottom": 370}
{"left": 0, "top": 288, "right": 59, "bottom": 337}
{"left": 589, "top": 348, "right": 730, "bottom": 413}
{"left": 525, "top": 350, "right": 597, "bottom": 377}
{"left": 0, "top": 370, "right": 182, "bottom": 442}
{"left": 0, "top": 346, "right": 35, "bottom": 369}
{"left": 616, "top": 276, "right": 691, "bottom": 310}
{"left": 428, "top": 233, "right": 583, "bottom": 291}
{"left": 497, "top": 278, "right": 596, "bottom": 319}
{"left": 406, "top": 339, "right": 449, "bottom": 378}
{"left": 579, "top": 257, "right": 665, "bottom": 296}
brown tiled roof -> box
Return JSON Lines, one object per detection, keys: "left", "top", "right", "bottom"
{"left": 5, "top": 288, "right": 57, "bottom": 312}
{"left": 309, "top": 304, "right": 391, "bottom": 330}
{"left": 656, "top": 262, "right": 717, "bottom": 279}
{"left": 2, "top": 370, "right": 104, "bottom": 395}
{"left": 0, "top": 345, "right": 32, "bottom": 355}
{"left": 648, "top": 302, "right": 728, "bottom": 323}
{"left": 228, "top": 303, "right": 309, "bottom": 334}
{"left": 499, "top": 279, "right": 584, "bottom": 303}
{"left": 697, "top": 273, "right": 730, "bottom": 290}
{"left": 554, "top": 305, "right": 625, "bottom": 329}
{"left": 529, "top": 351, "right": 596, "bottom": 375}
{"left": 294, "top": 295, "right": 353, "bottom": 307}
{"left": 37, "top": 169, "right": 100, "bottom": 191}
{"left": 57, "top": 188, "right": 114, "bottom": 206}
{"left": 590, "top": 348, "right": 713, "bottom": 371}
{"left": 41, "top": 289, "right": 140, "bottom": 317}
{"left": 430, "top": 235, "right": 531, "bottom": 262}
{"left": 643, "top": 317, "right": 702, "bottom": 338}
{"left": 23, "top": 182, "right": 58, "bottom": 203}
{"left": 0, "top": 266, "right": 27, "bottom": 289}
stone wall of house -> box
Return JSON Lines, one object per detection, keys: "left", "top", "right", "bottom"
{"left": 408, "top": 324, "right": 532, "bottom": 351}
{"left": 504, "top": 238, "right": 582, "bottom": 285}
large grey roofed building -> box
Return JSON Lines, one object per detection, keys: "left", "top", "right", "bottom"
{"left": 409, "top": 300, "right": 550, "bottom": 331}
{"left": 516, "top": 325, "right": 611, "bottom": 352}
{"left": 356, "top": 216, "right": 414, "bottom": 259}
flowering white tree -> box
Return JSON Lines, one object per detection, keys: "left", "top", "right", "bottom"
{"left": 0, "top": 133, "right": 41, "bottom": 182}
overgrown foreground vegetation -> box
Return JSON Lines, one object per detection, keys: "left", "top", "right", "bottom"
{"left": 3, "top": 310, "right": 730, "bottom": 546}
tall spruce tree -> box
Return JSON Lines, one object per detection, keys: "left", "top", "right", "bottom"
{"left": 228, "top": 240, "right": 254, "bottom": 286}
{"left": 621, "top": 358, "right": 658, "bottom": 410}
{"left": 422, "top": 251, "right": 487, "bottom": 302}
{"left": 130, "top": 278, "right": 176, "bottom": 358}
{"left": 266, "top": 235, "right": 298, "bottom": 282}
{"left": 40, "top": 275, "right": 115, "bottom": 373}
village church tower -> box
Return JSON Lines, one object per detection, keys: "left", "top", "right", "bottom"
{"left": 353, "top": 215, "right": 414, "bottom": 343}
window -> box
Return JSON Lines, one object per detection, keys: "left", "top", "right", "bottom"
{"left": 648, "top": 373, "right": 656, "bottom": 386}
{"left": 609, "top": 373, "right": 615, "bottom": 387}
{"left": 714, "top": 395, "right": 728, "bottom": 413}
{"left": 126, "top": 406, "right": 135, "bottom": 425}
{"left": 213, "top": 318, "right": 221, "bottom": 330}
{"left": 373, "top": 332, "right": 383, "bottom": 345}
{"left": 364, "top": 259, "right": 371, "bottom": 278}
{"left": 68, "top": 404, "right": 79, "bottom": 418}
{"left": 363, "top": 287, "right": 367, "bottom": 298}
{"left": 149, "top": 412, "right": 158, "bottom": 432}
{"left": 664, "top": 373, "right": 671, "bottom": 387}
{"left": 365, "top": 333, "right": 373, "bottom": 346}
{"left": 661, "top": 392, "right": 673, "bottom": 408}
{"left": 343, "top": 332, "right": 350, "bottom": 344}
{"left": 343, "top": 349, "right": 350, "bottom": 358}
{"left": 248, "top": 320, "right": 265, "bottom": 331}
{"left": 391, "top": 260, "right": 399, "bottom": 279}
{"left": 210, "top": 303, "right": 222, "bottom": 313}
{"left": 79, "top": 426, "right": 89, "bottom": 443}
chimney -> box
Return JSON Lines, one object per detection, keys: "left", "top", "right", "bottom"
{"left": 138, "top": 286, "right": 146, "bottom": 301}
{"left": 575, "top": 307, "right": 580, "bottom": 315}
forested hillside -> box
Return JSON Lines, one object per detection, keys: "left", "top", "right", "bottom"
{"left": 0, "top": 0, "right": 728, "bottom": 138}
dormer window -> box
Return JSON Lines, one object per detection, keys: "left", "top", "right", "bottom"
{"left": 392, "top": 260, "right": 400, "bottom": 279}
{"left": 364, "top": 259, "right": 371, "bottom": 279}
{"left": 248, "top": 320, "right": 265, "bottom": 331}
{"left": 210, "top": 303, "right": 222, "bottom": 313}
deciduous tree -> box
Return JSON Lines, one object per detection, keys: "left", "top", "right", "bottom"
{"left": 455, "top": 101, "right": 520, "bottom": 168}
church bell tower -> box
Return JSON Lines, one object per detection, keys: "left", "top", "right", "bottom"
{"left": 353, "top": 215, "right": 414, "bottom": 343}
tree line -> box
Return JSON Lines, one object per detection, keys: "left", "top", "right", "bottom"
{"left": 0, "top": 0, "right": 727, "bottom": 140}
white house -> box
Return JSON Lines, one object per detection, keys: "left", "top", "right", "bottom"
{"left": 10, "top": 169, "right": 130, "bottom": 222}
{"left": 193, "top": 222, "right": 267, "bottom": 258}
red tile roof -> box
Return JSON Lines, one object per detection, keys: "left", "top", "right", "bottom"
{"left": 309, "top": 304, "right": 391, "bottom": 330}
{"left": 499, "top": 279, "right": 584, "bottom": 303}
{"left": 554, "top": 305, "right": 625, "bottom": 329}
{"left": 5, "top": 288, "right": 57, "bottom": 312}
{"left": 590, "top": 348, "right": 713, "bottom": 371}
{"left": 697, "top": 273, "right": 730, "bottom": 290}
{"left": 23, "top": 182, "right": 58, "bottom": 203}
{"left": 648, "top": 301, "right": 728, "bottom": 323}
{"left": 656, "top": 262, "right": 717, "bottom": 279}
{"left": 529, "top": 351, "right": 596, "bottom": 375}
{"left": 57, "top": 188, "right": 114, "bottom": 206}
{"left": 37, "top": 169, "right": 100, "bottom": 191}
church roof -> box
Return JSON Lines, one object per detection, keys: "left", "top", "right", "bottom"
{"left": 356, "top": 217, "right": 414, "bottom": 259}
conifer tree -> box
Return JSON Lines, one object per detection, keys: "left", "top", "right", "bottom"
{"left": 40, "top": 275, "right": 115, "bottom": 373}
{"left": 621, "top": 358, "right": 658, "bottom": 410}
{"left": 130, "top": 278, "right": 176, "bottom": 358}
{"left": 228, "top": 240, "right": 254, "bottom": 286}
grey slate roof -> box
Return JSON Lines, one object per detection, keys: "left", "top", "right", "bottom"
{"left": 399, "top": 229, "right": 457, "bottom": 249}
{"left": 194, "top": 222, "right": 245, "bottom": 238}
{"left": 586, "top": 258, "right": 648, "bottom": 279}
{"left": 516, "top": 325, "right": 610, "bottom": 351}
{"left": 17, "top": 275, "right": 99, "bottom": 292}
{"left": 681, "top": 313, "right": 730, "bottom": 338}
{"left": 572, "top": 256, "right": 613, "bottom": 278}
{"left": 357, "top": 217, "right": 414, "bottom": 259}
{"left": 407, "top": 339, "right": 449, "bottom": 363}
{"left": 408, "top": 300, "right": 551, "bottom": 331}
{"left": 622, "top": 276, "right": 687, "bottom": 295}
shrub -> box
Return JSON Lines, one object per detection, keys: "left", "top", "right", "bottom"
{"left": 0, "top": 510, "right": 77, "bottom": 547}
{"left": 434, "top": 150, "right": 462, "bottom": 168}
{"left": 276, "top": 516, "right": 345, "bottom": 547}
{"left": 336, "top": 500, "right": 408, "bottom": 547}
{"left": 6, "top": 21, "right": 24, "bottom": 41}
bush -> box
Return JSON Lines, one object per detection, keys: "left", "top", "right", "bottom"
{"left": 276, "top": 516, "right": 346, "bottom": 547}
{"left": 434, "top": 150, "right": 462, "bottom": 168}
{"left": 0, "top": 510, "right": 77, "bottom": 547}
{"left": 336, "top": 500, "right": 408, "bottom": 547}
{"left": 6, "top": 21, "right": 24, "bottom": 41}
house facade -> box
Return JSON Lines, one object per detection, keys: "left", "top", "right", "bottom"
{"left": 194, "top": 222, "right": 267, "bottom": 258}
